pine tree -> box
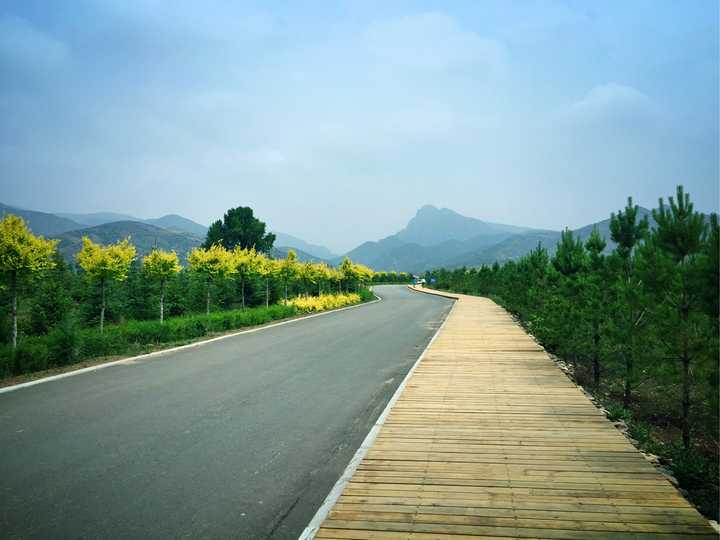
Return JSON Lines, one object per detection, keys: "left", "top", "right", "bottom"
{"left": 651, "top": 185, "right": 708, "bottom": 448}
{"left": 609, "top": 197, "right": 648, "bottom": 408}
{"left": 584, "top": 227, "right": 607, "bottom": 387}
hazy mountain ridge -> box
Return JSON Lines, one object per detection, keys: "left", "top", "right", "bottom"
{"left": 1, "top": 203, "right": 85, "bottom": 236}
{"left": 54, "top": 221, "right": 203, "bottom": 262}
{"left": 272, "top": 232, "right": 337, "bottom": 260}
{"left": 340, "top": 205, "right": 696, "bottom": 273}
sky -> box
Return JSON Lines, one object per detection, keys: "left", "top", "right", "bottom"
{"left": 1, "top": 1, "right": 718, "bottom": 253}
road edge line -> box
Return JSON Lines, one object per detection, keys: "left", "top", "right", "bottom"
{"left": 297, "top": 290, "right": 457, "bottom": 540}
{"left": 0, "top": 292, "right": 383, "bottom": 395}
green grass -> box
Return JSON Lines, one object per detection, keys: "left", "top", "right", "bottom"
{"left": 2, "top": 291, "right": 377, "bottom": 380}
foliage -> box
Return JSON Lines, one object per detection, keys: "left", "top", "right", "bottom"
{"left": 76, "top": 236, "right": 136, "bottom": 282}
{"left": 143, "top": 249, "right": 181, "bottom": 281}
{"left": 287, "top": 293, "right": 362, "bottom": 313}
{"left": 0, "top": 214, "right": 58, "bottom": 277}
{"left": 424, "top": 185, "right": 718, "bottom": 520}
{"left": 0, "top": 215, "right": 58, "bottom": 346}
{"left": 203, "top": 206, "right": 275, "bottom": 252}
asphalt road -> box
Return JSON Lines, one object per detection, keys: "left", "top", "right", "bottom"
{"left": 0, "top": 285, "right": 453, "bottom": 540}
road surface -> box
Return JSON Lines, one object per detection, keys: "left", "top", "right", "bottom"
{"left": 0, "top": 285, "right": 453, "bottom": 539}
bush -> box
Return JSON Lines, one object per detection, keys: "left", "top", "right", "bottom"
{"left": 0, "top": 302, "right": 301, "bottom": 378}
{"left": 287, "top": 293, "right": 362, "bottom": 313}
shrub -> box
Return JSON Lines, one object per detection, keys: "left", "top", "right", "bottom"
{"left": 287, "top": 293, "right": 361, "bottom": 313}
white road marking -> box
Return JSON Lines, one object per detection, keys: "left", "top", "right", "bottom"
{"left": 297, "top": 287, "right": 456, "bottom": 540}
{"left": 0, "top": 293, "right": 382, "bottom": 395}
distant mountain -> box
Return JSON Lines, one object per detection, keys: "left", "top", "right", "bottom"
{"left": 273, "top": 232, "right": 337, "bottom": 260}
{"left": 57, "top": 211, "right": 208, "bottom": 237}
{"left": 271, "top": 246, "right": 332, "bottom": 264}
{"left": 54, "top": 221, "right": 202, "bottom": 262}
{"left": 57, "top": 212, "right": 138, "bottom": 227}
{"left": 145, "top": 215, "right": 208, "bottom": 237}
{"left": 342, "top": 206, "right": 544, "bottom": 272}
{"left": 1, "top": 203, "right": 84, "bottom": 236}
{"left": 395, "top": 205, "right": 531, "bottom": 246}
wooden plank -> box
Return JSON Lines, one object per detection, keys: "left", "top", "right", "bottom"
{"left": 310, "top": 287, "right": 716, "bottom": 538}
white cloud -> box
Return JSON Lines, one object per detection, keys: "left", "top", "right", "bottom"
{"left": 363, "top": 12, "right": 507, "bottom": 73}
{"left": 560, "top": 83, "right": 660, "bottom": 125}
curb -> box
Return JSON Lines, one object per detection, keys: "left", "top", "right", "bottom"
{"left": 297, "top": 290, "right": 457, "bottom": 539}
{"left": 0, "top": 293, "right": 383, "bottom": 395}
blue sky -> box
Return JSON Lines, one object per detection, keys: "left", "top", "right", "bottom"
{"left": 1, "top": 0, "right": 717, "bottom": 252}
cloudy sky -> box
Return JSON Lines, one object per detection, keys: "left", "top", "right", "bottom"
{"left": 1, "top": 1, "right": 717, "bottom": 253}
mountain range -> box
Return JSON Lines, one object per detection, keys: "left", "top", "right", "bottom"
{"left": 339, "top": 205, "right": 661, "bottom": 272}
{"left": 3, "top": 201, "right": 704, "bottom": 273}
{"left": 0, "top": 203, "right": 337, "bottom": 263}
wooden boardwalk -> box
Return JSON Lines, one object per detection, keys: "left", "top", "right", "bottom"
{"left": 312, "top": 288, "right": 717, "bottom": 540}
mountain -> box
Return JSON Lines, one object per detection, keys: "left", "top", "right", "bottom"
{"left": 395, "top": 205, "right": 531, "bottom": 246}
{"left": 271, "top": 246, "right": 332, "bottom": 264}
{"left": 1, "top": 203, "right": 84, "bottom": 236}
{"left": 342, "top": 205, "right": 544, "bottom": 272}
{"left": 145, "top": 214, "right": 208, "bottom": 236}
{"left": 57, "top": 212, "right": 138, "bottom": 227}
{"left": 272, "top": 232, "right": 337, "bottom": 260}
{"left": 57, "top": 211, "right": 208, "bottom": 237}
{"left": 54, "top": 221, "right": 203, "bottom": 262}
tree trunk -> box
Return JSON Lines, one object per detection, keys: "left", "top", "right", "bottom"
{"left": 681, "top": 283, "right": 691, "bottom": 449}
{"left": 284, "top": 281, "right": 288, "bottom": 303}
{"left": 159, "top": 280, "right": 165, "bottom": 324}
{"left": 682, "top": 355, "right": 691, "bottom": 449}
{"left": 241, "top": 276, "right": 245, "bottom": 310}
{"left": 265, "top": 278, "right": 269, "bottom": 308}
{"left": 100, "top": 278, "right": 106, "bottom": 334}
{"left": 206, "top": 278, "right": 211, "bottom": 315}
{"left": 592, "top": 326, "right": 600, "bottom": 388}
{"left": 10, "top": 271, "right": 17, "bottom": 348}
{"left": 623, "top": 351, "right": 633, "bottom": 409}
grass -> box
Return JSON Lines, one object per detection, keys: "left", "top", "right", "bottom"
{"left": 1, "top": 290, "right": 377, "bottom": 383}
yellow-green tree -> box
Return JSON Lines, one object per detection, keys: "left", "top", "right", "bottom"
{"left": 278, "top": 250, "right": 299, "bottom": 302}
{"left": 312, "top": 263, "right": 332, "bottom": 295}
{"left": 354, "top": 262, "right": 375, "bottom": 289}
{"left": 255, "top": 254, "right": 277, "bottom": 308}
{"left": 0, "top": 215, "right": 58, "bottom": 347}
{"left": 188, "top": 244, "right": 233, "bottom": 315}
{"left": 143, "top": 249, "right": 181, "bottom": 324}
{"left": 339, "top": 257, "right": 356, "bottom": 292}
{"left": 231, "top": 247, "right": 261, "bottom": 310}
{"left": 76, "top": 236, "right": 136, "bottom": 333}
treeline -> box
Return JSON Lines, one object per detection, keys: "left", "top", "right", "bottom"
{"left": 371, "top": 271, "right": 413, "bottom": 283}
{"left": 425, "top": 186, "right": 719, "bottom": 518}
{"left": 0, "top": 210, "right": 378, "bottom": 377}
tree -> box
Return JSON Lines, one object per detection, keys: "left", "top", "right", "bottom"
{"left": 651, "top": 186, "right": 708, "bottom": 448}
{"left": 609, "top": 197, "right": 649, "bottom": 408}
{"left": 339, "top": 257, "right": 357, "bottom": 292}
{"left": 203, "top": 207, "right": 275, "bottom": 253}
{"left": 584, "top": 227, "right": 607, "bottom": 387}
{"left": 231, "top": 247, "right": 261, "bottom": 309}
{"left": 256, "top": 255, "right": 278, "bottom": 308}
{"left": 0, "top": 215, "right": 58, "bottom": 347}
{"left": 188, "top": 244, "right": 233, "bottom": 315}
{"left": 143, "top": 249, "right": 181, "bottom": 324}
{"left": 278, "top": 250, "right": 298, "bottom": 302}
{"left": 76, "top": 237, "right": 136, "bottom": 333}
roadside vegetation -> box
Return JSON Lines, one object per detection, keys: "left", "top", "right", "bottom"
{"left": 0, "top": 206, "right": 378, "bottom": 379}
{"left": 425, "top": 186, "right": 719, "bottom": 520}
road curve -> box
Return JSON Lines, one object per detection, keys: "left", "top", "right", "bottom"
{"left": 0, "top": 285, "right": 453, "bottom": 540}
